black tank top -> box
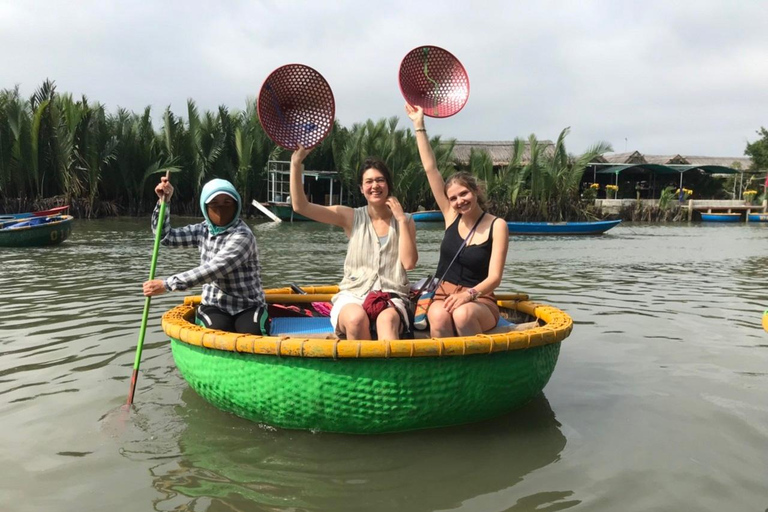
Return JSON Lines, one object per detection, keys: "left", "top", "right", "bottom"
{"left": 435, "top": 215, "right": 496, "bottom": 287}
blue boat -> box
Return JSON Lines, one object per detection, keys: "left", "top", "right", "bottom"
{"left": 411, "top": 210, "right": 444, "bottom": 222}
{"left": 506, "top": 219, "right": 621, "bottom": 235}
{"left": 700, "top": 213, "right": 741, "bottom": 222}
{"left": 748, "top": 213, "right": 768, "bottom": 222}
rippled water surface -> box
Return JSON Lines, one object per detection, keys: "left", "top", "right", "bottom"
{"left": 1, "top": 218, "right": 767, "bottom": 512}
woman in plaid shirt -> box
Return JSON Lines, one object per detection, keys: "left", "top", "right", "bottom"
{"left": 142, "top": 177, "right": 270, "bottom": 335}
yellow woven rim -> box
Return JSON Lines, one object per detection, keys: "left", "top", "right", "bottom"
{"left": 161, "top": 286, "right": 573, "bottom": 358}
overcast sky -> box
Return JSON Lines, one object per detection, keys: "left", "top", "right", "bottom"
{"left": 1, "top": 1, "right": 766, "bottom": 158}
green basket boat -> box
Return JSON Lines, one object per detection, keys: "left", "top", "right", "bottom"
{"left": 161, "top": 286, "right": 573, "bottom": 434}
{"left": 0, "top": 215, "right": 73, "bottom": 247}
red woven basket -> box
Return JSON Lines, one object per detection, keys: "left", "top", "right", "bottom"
{"left": 258, "top": 64, "right": 335, "bottom": 150}
{"left": 399, "top": 46, "right": 470, "bottom": 118}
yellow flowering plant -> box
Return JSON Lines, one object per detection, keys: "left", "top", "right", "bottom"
{"left": 675, "top": 188, "right": 693, "bottom": 200}
{"left": 582, "top": 183, "right": 599, "bottom": 201}
{"left": 605, "top": 184, "right": 619, "bottom": 199}
{"left": 744, "top": 189, "right": 757, "bottom": 198}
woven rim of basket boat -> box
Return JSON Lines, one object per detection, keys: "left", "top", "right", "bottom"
{"left": 161, "top": 286, "right": 573, "bottom": 358}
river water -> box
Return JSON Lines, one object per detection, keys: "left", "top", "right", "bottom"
{"left": 1, "top": 218, "right": 766, "bottom": 512}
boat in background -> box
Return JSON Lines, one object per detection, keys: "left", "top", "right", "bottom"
{"left": 700, "top": 213, "right": 741, "bottom": 222}
{"left": 507, "top": 219, "right": 621, "bottom": 236}
{"left": 0, "top": 205, "right": 69, "bottom": 221}
{"left": 748, "top": 213, "right": 768, "bottom": 222}
{"left": 264, "top": 202, "right": 313, "bottom": 221}
{"left": 264, "top": 160, "right": 346, "bottom": 222}
{"left": 412, "top": 210, "right": 444, "bottom": 222}
{"left": 0, "top": 215, "right": 73, "bottom": 247}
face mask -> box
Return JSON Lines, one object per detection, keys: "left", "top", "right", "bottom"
{"left": 199, "top": 179, "right": 242, "bottom": 235}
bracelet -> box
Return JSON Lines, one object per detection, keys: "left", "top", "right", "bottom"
{"left": 415, "top": 128, "right": 427, "bottom": 133}
{"left": 467, "top": 288, "right": 479, "bottom": 301}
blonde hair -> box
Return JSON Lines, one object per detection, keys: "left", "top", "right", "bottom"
{"left": 444, "top": 172, "right": 487, "bottom": 210}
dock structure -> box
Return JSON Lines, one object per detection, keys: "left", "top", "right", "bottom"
{"left": 682, "top": 199, "right": 768, "bottom": 222}
{"left": 596, "top": 198, "right": 767, "bottom": 222}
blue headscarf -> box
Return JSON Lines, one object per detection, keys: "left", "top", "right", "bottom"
{"left": 199, "top": 179, "right": 242, "bottom": 236}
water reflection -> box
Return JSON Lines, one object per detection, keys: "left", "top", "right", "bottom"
{"left": 150, "top": 390, "right": 568, "bottom": 512}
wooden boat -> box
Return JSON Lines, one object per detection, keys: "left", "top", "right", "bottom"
{"left": 507, "top": 219, "right": 621, "bottom": 235}
{"left": 265, "top": 202, "right": 313, "bottom": 221}
{"left": 161, "top": 285, "right": 573, "bottom": 434}
{"left": 0, "top": 205, "right": 69, "bottom": 221}
{"left": 748, "top": 213, "right": 768, "bottom": 222}
{"left": 411, "top": 210, "right": 444, "bottom": 222}
{"left": 0, "top": 215, "right": 73, "bottom": 247}
{"left": 700, "top": 212, "right": 741, "bottom": 222}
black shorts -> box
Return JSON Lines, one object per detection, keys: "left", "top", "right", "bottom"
{"left": 196, "top": 304, "right": 270, "bottom": 335}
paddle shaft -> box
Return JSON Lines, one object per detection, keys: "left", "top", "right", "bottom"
{"left": 127, "top": 172, "right": 170, "bottom": 405}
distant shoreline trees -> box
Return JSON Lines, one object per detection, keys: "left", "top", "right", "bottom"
{"left": 1, "top": 80, "right": 614, "bottom": 221}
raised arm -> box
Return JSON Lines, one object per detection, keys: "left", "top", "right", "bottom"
{"left": 290, "top": 145, "right": 353, "bottom": 233}
{"left": 405, "top": 104, "right": 453, "bottom": 221}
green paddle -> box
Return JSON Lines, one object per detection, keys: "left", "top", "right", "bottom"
{"left": 127, "top": 171, "right": 171, "bottom": 406}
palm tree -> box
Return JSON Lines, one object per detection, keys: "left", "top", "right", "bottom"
{"left": 75, "top": 98, "right": 119, "bottom": 217}
{"left": 333, "top": 117, "right": 455, "bottom": 211}
{"left": 109, "top": 107, "right": 179, "bottom": 214}
{"left": 538, "top": 128, "right": 612, "bottom": 220}
{"left": 0, "top": 86, "right": 34, "bottom": 200}
{"left": 185, "top": 100, "right": 225, "bottom": 198}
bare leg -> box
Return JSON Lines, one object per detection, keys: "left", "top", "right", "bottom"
{"left": 427, "top": 301, "right": 455, "bottom": 338}
{"left": 337, "top": 303, "right": 370, "bottom": 340}
{"left": 376, "top": 307, "right": 401, "bottom": 340}
{"left": 452, "top": 303, "right": 496, "bottom": 337}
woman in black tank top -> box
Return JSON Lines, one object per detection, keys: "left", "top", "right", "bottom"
{"left": 407, "top": 103, "right": 510, "bottom": 337}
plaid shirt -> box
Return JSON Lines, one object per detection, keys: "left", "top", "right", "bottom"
{"left": 152, "top": 204, "right": 267, "bottom": 316}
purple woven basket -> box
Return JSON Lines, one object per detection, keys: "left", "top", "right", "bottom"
{"left": 399, "top": 46, "right": 470, "bottom": 118}
{"left": 258, "top": 64, "right": 335, "bottom": 149}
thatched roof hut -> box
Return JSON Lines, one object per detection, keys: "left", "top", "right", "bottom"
{"left": 445, "top": 144, "right": 755, "bottom": 172}
{"left": 679, "top": 155, "right": 752, "bottom": 170}
{"left": 446, "top": 140, "right": 555, "bottom": 166}
{"left": 599, "top": 152, "right": 753, "bottom": 170}
{"left": 600, "top": 151, "right": 647, "bottom": 164}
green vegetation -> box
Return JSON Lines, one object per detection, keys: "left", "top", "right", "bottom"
{"left": 0, "top": 81, "right": 614, "bottom": 221}
{"left": 745, "top": 127, "right": 768, "bottom": 171}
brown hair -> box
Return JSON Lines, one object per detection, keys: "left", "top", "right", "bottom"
{"left": 359, "top": 157, "right": 394, "bottom": 197}
{"left": 444, "top": 172, "right": 487, "bottom": 210}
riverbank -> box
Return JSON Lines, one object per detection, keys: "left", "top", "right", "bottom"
{"left": 597, "top": 198, "right": 768, "bottom": 222}
{"left": 5, "top": 196, "right": 768, "bottom": 224}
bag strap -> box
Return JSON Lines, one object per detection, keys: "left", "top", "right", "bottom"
{"left": 434, "top": 212, "right": 486, "bottom": 287}
{"left": 412, "top": 274, "right": 434, "bottom": 297}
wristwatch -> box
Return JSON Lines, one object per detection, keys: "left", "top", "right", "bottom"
{"left": 467, "top": 288, "right": 479, "bottom": 301}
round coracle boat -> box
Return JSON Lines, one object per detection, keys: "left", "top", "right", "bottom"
{"left": 0, "top": 214, "right": 73, "bottom": 247}
{"left": 161, "top": 285, "right": 573, "bottom": 434}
